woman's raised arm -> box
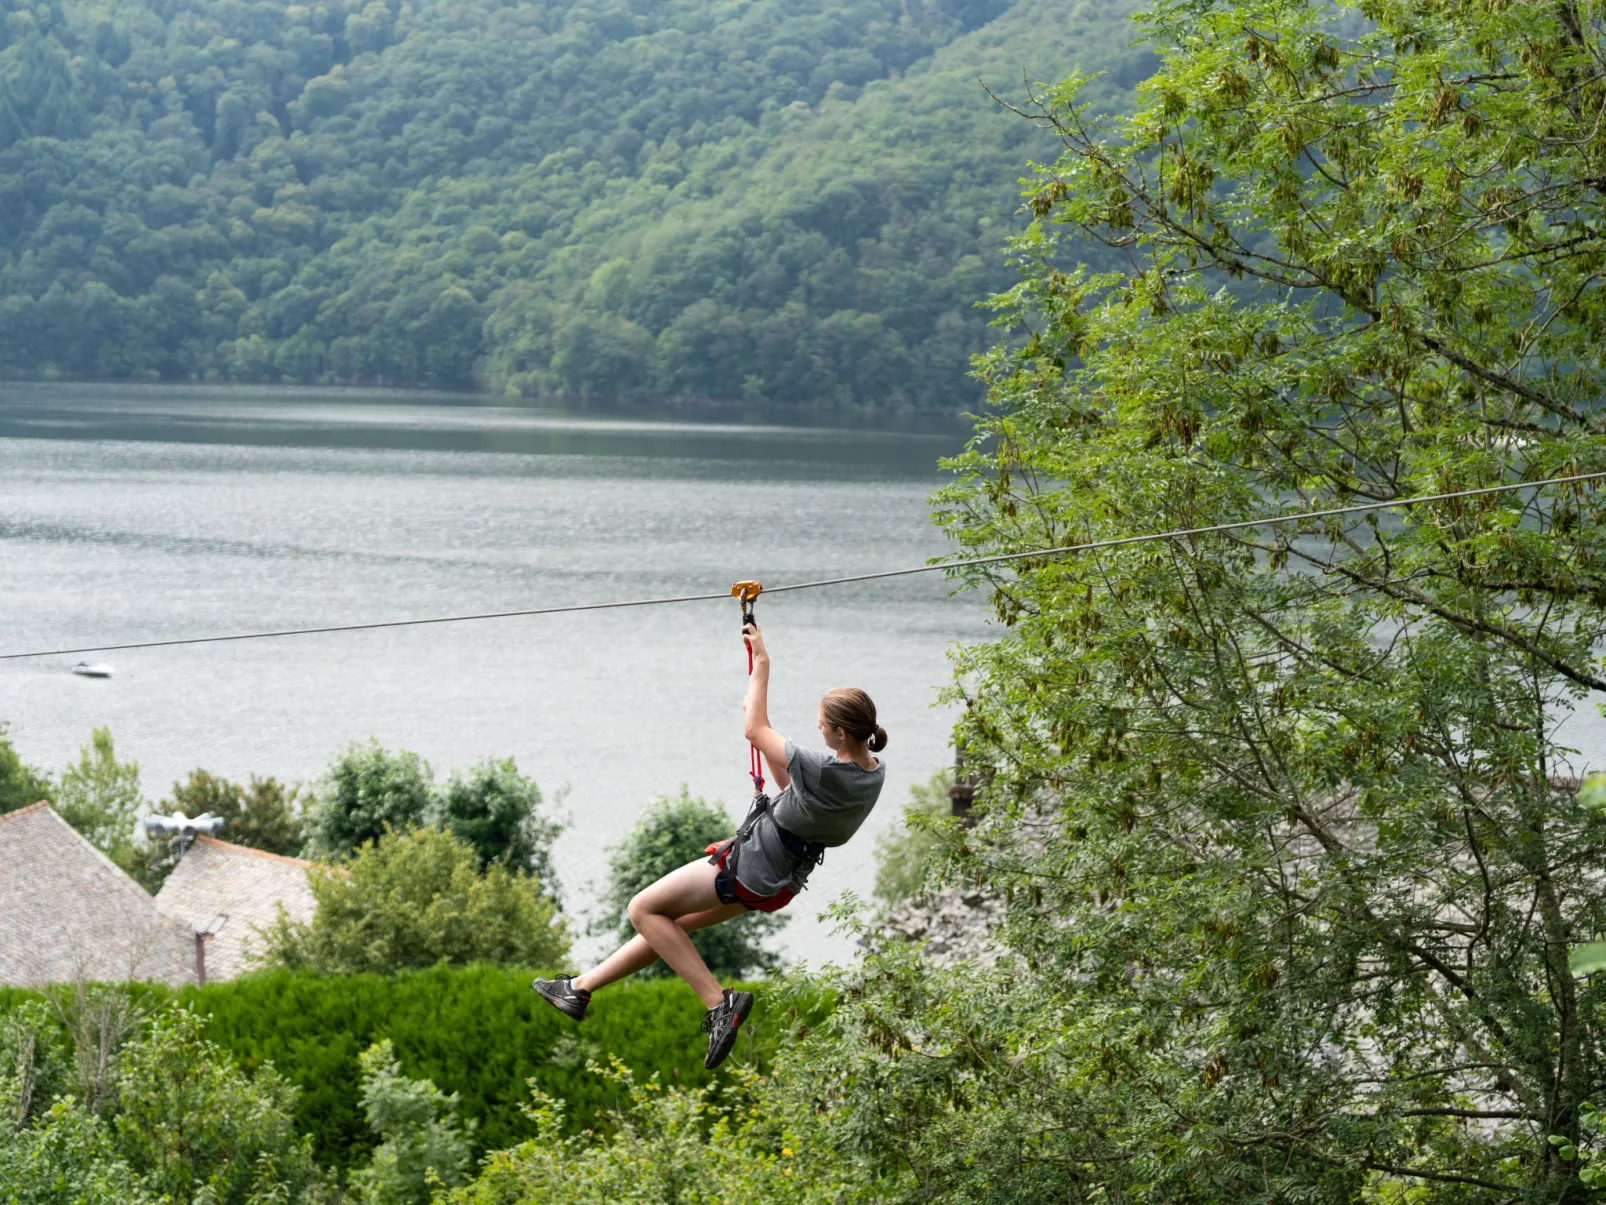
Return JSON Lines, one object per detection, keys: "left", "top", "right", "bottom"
{"left": 741, "top": 622, "right": 791, "bottom": 791}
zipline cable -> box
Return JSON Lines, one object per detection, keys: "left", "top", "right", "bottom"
{"left": 3, "top": 470, "right": 1603, "bottom": 663}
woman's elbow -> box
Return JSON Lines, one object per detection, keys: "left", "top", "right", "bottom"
{"left": 743, "top": 720, "right": 764, "bottom": 743}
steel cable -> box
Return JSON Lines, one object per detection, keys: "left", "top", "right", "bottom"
{"left": 3, "top": 470, "right": 1602, "bottom": 662}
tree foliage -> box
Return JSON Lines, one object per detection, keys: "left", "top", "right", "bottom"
{"left": 166, "top": 768, "right": 305, "bottom": 857}
{"left": 434, "top": 757, "right": 560, "bottom": 886}
{"left": 350, "top": 1039, "right": 472, "bottom": 1205}
{"left": 0, "top": 0, "right": 1148, "bottom": 407}
{"left": 770, "top": 0, "right": 1606, "bottom": 1199}
{"left": 0, "top": 723, "right": 51, "bottom": 817}
{"left": 51, "top": 726, "right": 140, "bottom": 862}
{"left": 871, "top": 767, "right": 953, "bottom": 907}
{"left": 597, "top": 788, "right": 785, "bottom": 980}
{"left": 301, "top": 739, "right": 434, "bottom": 860}
{"left": 260, "top": 826, "right": 570, "bottom": 975}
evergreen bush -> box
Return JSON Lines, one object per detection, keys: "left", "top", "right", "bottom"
{"left": 1, "top": 966, "right": 815, "bottom": 1170}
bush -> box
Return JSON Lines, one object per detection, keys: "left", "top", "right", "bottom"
{"left": 597, "top": 788, "right": 784, "bottom": 979}
{"left": 0, "top": 1098, "right": 151, "bottom": 1205}
{"left": 108, "top": 1008, "right": 323, "bottom": 1204}
{"left": 5, "top": 966, "right": 816, "bottom": 1169}
{"left": 441, "top": 1058, "right": 865, "bottom": 1205}
{"left": 257, "top": 827, "right": 570, "bottom": 974}
{"left": 0, "top": 997, "right": 323, "bottom": 1205}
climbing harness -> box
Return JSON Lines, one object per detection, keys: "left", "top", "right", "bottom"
{"left": 732, "top": 580, "right": 764, "bottom": 792}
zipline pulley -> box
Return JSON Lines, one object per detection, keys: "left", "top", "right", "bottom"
{"left": 730, "top": 579, "right": 762, "bottom": 631}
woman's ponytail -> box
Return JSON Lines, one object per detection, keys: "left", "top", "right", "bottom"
{"left": 823, "top": 688, "right": 887, "bottom": 753}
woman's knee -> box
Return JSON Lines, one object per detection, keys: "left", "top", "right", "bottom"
{"left": 626, "top": 891, "right": 656, "bottom": 931}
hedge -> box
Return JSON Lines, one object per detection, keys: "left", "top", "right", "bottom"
{"left": 1, "top": 965, "right": 818, "bottom": 1169}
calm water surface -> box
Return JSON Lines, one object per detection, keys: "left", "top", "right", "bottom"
{"left": 0, "top": 384, "right": 990, "bottom": 965}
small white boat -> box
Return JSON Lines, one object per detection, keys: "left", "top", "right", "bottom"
{"left": 70, "top": 662, "right": 113, "bottom": 679}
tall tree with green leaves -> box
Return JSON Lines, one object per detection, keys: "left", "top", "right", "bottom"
{"left": 434, "top": 757, "right": 562, "bottom": 890}
{"left": 802, "top": 1, "right": 1606, "bottom": 1200}
{"left": 53, "top": 727, "right": 140, "bottom": 861}
{"left": 0, "top": 723, "right": 51, "bottom": 816}
{"left": 166, "top": 769, "right": 305, "bottom": 857}
{"left": 302, "top": 740, "right": 433, "bottom": 860}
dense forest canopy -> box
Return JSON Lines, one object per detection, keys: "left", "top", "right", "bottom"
{"left": 0, "top": 0, "right": 1150, "bottom": 408}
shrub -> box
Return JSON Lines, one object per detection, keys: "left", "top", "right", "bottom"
{"left": 257, "top": 827, "right": 569, "bottom": 974}
{"left": 0, "top": 996, "right": 323, "bottom": 1205}
{"left": 109, "top": 1008, "right": 324, "bottom": 1204}
{"left": 0, "top": 1097, "right": 152, "bottom": 1205}
{"left": 597, "top": 788, "right": 784, "bottom": 979}
{"left": 441, "top": 1059, "right": 866, "bottom": 1205}
{"left": 0, "top": 1000, "right": 72, "bottom": 1125}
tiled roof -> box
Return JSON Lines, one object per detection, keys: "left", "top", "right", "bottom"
{"left": 154, "top": 836, "right": 316, "bottom": 981}
{"left": 0, "top": 802, "right": 195, "bottom": 987}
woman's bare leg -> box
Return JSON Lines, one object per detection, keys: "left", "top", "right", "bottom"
{"left": 574, "top": 859, "right": 734, "bottom": 1008}
{"left": 575, "top": 900, "right": 745, "bottom": 994}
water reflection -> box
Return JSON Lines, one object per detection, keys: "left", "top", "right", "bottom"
{"left": 0, "top": 383, "right": 971, "bottom": 480}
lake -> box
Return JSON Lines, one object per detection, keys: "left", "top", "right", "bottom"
{"left": 0, "top": 383, "right": 990, "bottom": 966}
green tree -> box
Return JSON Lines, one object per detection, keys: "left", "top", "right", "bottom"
{"left": 434, "top": 757, "right": 561, "bottom": 888}
{"left": 871, "top": 768, "right": 952, "bottom": 907}
{"left": 597, "top": 789, "right": 784, "bottom": 980}
{"left": 0, "top": 723, "right": 51, "bottom": 817}
{"left": 794, "top": 1, "right": 1606, "bottom": 1200}
{"left": 53, "top": 727, "right": 140, "bottom": 861}
{"left": 303, "top": 740, "right": 432, "bottom": 860}
{"left": 167, "top": 769, "right": 305, "bottom": 856}
{"left": 350, "top": 1039, "right": 472, "bottom": 1205}
{"left": 259, "top": 826, "right": 569, "bottom": 974}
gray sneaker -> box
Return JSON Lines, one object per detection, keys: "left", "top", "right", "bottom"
{"left": 702, "top": 989, "right": 754, "bottom": 1069}
{"left": 532, "top": 975, "right": 591, "bottom": 1021}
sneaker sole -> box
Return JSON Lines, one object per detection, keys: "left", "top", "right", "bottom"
{"left": 704, "top": 990, "right": 754, "bottom": 1070}
{"left": 532, "top": 979, "right": 588, "bottom": 1022}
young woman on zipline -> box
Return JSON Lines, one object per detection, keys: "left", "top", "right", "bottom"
{"left": 533, "top": 613, "right": 887, "bottom": 1069}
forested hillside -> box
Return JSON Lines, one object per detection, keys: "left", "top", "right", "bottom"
{"left": 0, "top": 0, "right": 1148, "bottom": 408}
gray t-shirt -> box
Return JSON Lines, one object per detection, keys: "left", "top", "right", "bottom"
{"left": 727, "top": 740, "right": 885, "bottom": 897}
{"left": 771, "top": 739, "right": 885, "bottom": 845}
